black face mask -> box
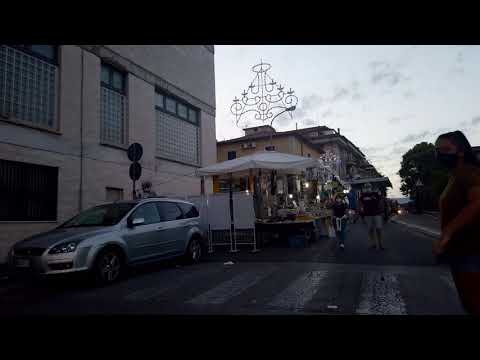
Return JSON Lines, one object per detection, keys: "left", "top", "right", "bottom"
{"left": 436, "top": 152, "right": 459, "bottom": 169}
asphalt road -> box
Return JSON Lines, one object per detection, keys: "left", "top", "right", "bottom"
{"left": 0, "top": 221, "right": 466, "bottom": 316}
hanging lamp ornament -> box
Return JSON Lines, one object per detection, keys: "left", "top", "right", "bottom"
{"left": 230, "top": 60, "right": 298, "bottom": 129}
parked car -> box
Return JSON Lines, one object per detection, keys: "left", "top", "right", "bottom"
{"left": 7, "top": 198, "right": 205, "bottom": 285}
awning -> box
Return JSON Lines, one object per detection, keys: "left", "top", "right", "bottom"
{"left": 196, "top": 151, "right": 322, "bottom": 176}
{"left": 347, "top": 177, "right": 393, "bottom": 188}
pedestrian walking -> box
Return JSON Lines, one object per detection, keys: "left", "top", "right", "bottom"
{"left": 330, "top": 193, "right": 348, "bottom": 250}
{"left": 433, "top": 130, "right": 480, "bottom": 315}
{"left": 359, "top": 183, "right": 385, "bottom": 250}
{"left": 347, "top": 189, "right": 360, "bottom": 224}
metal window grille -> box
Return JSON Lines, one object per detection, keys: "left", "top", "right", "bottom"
{"left": 156, "top": 110, "right": 200, "bottom": 165}
{"left": 0, "top": 159, "right": 58, "bottom": 221}
{"left": 0, "top": 45, "right": 57, "bottom": 128}
{"left": 100, "top": 86, "right": 127, "bottom": 145}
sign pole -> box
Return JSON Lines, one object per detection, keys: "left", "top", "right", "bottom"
{"left": 127, "top": 143, "right": 143, "bottom": 200}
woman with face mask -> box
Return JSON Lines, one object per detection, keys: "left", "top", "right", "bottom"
{"left": 434, "top": 130, "right": 480, "bottom": 315}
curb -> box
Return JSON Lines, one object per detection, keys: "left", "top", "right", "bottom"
{"left": 391, "top": 217, "right": 440, "bottom": 239}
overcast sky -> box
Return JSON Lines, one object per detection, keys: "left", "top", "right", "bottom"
{"left": 214, "top": 45, "right": 480, "bottom": 197}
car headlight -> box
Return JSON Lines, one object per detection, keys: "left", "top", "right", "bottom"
{"left": 48, "top": 241, "right": 79, "bottom": 255}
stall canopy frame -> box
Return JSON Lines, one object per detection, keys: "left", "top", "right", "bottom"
{"left": 196, "top": 151, "right": 331, "bottom": 253}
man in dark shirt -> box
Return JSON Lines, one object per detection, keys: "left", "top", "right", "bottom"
{"left": 359, "top": 183, "right": 385, "bottom": 250}
{"left": 331, "top": 194, "right": 348, "bottom": 250}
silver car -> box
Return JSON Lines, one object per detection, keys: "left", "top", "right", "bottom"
{"left": 7, "top": 198, "right": 205, "bottom": 285}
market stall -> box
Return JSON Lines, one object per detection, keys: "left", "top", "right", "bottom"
{"left": 196, "top": 151, "right": 341, "bottom": 250}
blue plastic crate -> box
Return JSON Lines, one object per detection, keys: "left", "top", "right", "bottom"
{"left": 288, "top": 234, "right": 306, "bottom": 248}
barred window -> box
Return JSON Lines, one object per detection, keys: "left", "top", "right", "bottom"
{"left": 0, "top": 159, "right": 58, "bottom": 221}
{"left": 155, "top": 90, "right": 200, "bottom": 166}
{"left": 0, "top": 45, "right": 58, "bottom": 129}
{"left": 100, "top": 63, "right": 127, "bottom": 146}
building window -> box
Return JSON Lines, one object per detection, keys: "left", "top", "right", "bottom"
{"left": 227, "top": 151, "right": 236, "bottom": 160}
{"left": 106, "top": 187, "right": 124, "bottom": 202}
{"left": 0, "top": 159, "right": 58, "bottom": 221}
{"left": 131, "top": 203, "right": 161, "bottom": 225}
{"left": 156, "top": 202, "right": 184, "bottom": 222}
{"left": 0, "top": 45, "right": 58, "bottom": 129}
{"left": 100, "top": 62, "right": 127, "bottom": 146}
{"left": 178, "top": 202, "right": 199, "bottom": 218}
{"left": 155, "top": 89, "right": 200, "bottom": 166}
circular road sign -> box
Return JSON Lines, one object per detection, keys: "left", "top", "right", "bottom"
{"left": 129, "top": 162, "right": 142, "bottom": 181}
{"left": 127, "top": 143, "right": 143, "bottom": 162}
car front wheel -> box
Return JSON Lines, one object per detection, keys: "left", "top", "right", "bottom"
{"left": 94, "top": 248, "right": 123, "bottom": 285}
{"left": 184, "top": 237, "right": 202, "bottom": 264}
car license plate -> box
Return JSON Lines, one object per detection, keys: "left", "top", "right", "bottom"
{"left": 15, "top": 258, "right": 31, "bottom": 268}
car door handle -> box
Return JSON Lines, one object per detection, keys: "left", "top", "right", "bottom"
{"left": 156, "top": 226, "right": 165, "bottom": 231}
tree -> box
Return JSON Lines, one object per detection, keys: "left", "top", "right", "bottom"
{"left": 398, "top": 142, "right": 449, "bottom": 210}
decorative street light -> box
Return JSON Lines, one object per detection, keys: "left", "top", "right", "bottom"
{"left": 267, "top": 105, "right": 296, "bottom": 147}
{"left": 230, "top": 60, "right": 298, "bottom": 130}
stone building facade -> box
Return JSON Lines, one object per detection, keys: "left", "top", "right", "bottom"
{"left": 0, "top": 45, "right": 216, "bottom": 262}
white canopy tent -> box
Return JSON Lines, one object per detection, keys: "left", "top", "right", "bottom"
{"left": 196, "top": 151, "right": 321, "bottom": 176}
{"left": 196, "top": 151, "right": 335, "bottom": 253}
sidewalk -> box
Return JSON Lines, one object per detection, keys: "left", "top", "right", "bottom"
{"left": 391, "top": 213, "right": 441, "bottom": 238}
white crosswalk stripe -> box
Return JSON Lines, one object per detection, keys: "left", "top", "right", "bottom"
{"left": 268, "top": 270, "right": 328, "bottom": 311}
{"left": 356, "top": 272, "right": 407, "bottom": 315}
{"left": 124, "top": 268, "right": 220, "bottom": 302}
{"left": 186, "top": 268, "right": 275, "bottom": 305}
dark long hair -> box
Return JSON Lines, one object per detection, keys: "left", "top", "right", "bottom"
{"left": 436, "top": 130, "right": 478, "bottom": 166}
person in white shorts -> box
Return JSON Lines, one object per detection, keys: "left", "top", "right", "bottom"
{"left": 359, "top": 183, "right": 385, "bottom": 250}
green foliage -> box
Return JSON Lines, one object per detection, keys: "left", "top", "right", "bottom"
{"left": 398, "top": 142, "right": 449, "bottom": 209}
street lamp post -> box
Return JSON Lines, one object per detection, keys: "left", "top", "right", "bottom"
{"left": 268, "top": 105, "right": 296, "bottom": 148}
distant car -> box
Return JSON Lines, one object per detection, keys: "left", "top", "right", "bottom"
{"left": 8, "top": 198, "right": 205, "bottom": 285}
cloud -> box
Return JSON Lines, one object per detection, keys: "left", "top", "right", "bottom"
{"left": 294, "top": 93, "right": 325, "bottom": 120}
{"left": 321, "top": 109, "right": 333, "bottom": 118}
{"left": 331, "top": 87, "right": 350, "bottom": 102}
{"left": 472, "top": 116, "right": 480, "bottom": 126}
{"left": 302, "top": 118, "right": 317, "bottom": 126}
{"left": 403, "top": 90, "right": 415, "bottom": 99}
{"left": 369, "top": 61, "right": 409, "bottom": 88}
{"left": 399, "top": 130, "right": 430, "bottom": 144}
{"left": 388, "top": 114, "right": 414, "bottom": 124}
{"left": 448, "top": 51, "right": 466, "bottom": 76}
{"left": 456, "top": 51, "right": 464, "bottom": 64}
{"left": 274, "top": 112, "right": 295, "bottom": 127}
{"left": 301, "top": 94, "right": 325, "bottom": 111}
{"left": 391, "top": 146, "right": 408, "bottom": 155}
{"left": 361, "top": 145, "right": 390, "bottom": 154}
{"left": 389, "top": 117, "right": 402, "bottom": 124}
{"left": 293, "top": 107, "right": 307, "bottom": 119}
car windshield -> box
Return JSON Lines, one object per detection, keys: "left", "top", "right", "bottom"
{"left": 60, "top": 203, "right": 136, "bottom": 228}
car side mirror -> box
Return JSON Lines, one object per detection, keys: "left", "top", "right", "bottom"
{"left": 127, "top": 217, "right": 145, "bottom": 228}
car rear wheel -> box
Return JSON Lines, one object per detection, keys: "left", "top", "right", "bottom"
{"left": 94, "top": 248, "right": 123, "bottom": 285}
{"left": 184, "top": 237, "right": 202, "bottom": 264}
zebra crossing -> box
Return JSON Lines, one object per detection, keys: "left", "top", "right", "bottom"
{"left": 267, "top": 270, "right": 329, "bottom": 312}
{"left": 0, "top": 261, "right": 463, "bottom": 316}
{"left": 110, "top": 262, "right": 461, "bottom": 314}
